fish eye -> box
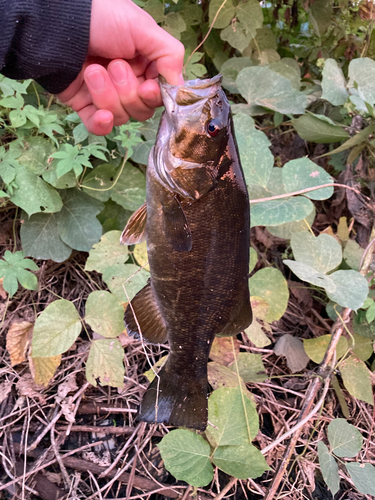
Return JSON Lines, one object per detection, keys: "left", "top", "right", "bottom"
{"left": 206, "top": 121, "right": 220, "bottom": 137}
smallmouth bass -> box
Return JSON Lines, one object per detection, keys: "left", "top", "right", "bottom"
{"left": 121, "top": 74, "right": 252, "bottom": 431}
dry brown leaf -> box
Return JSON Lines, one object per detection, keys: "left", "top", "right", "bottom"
{"left": 274, "top": 334, "right": 310, "bottom": 373}
{"left": 16, "top": 373, "right": 46, "bottom": 403}
{"left": 288, "top": 281, "right": 313, "bottom": 310}
{"left": 0, "top": 380, "right": 13, "bottom": 404}
{"left": 0, "top": 278, "right": 7, "bottom": 299}
{"left": 43, "top": 471, "right": 63, "bottom": 485}
{"left": 6, "top": 321, "right": 33, "bottom": 366}
{"left": 57, "top": 374, "right": 78, "bottom": 399}
{"left": 29, "top": 354, "right": 61, "bottom": 387}
{"left": 118, "top": 330, "right": 135, "bottom": 347}
{"left": 209, "top": 336, "right": 240, "bottom": 366}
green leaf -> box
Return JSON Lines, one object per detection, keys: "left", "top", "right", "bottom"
{"left": 86, "top": 338, "right": 125, "bottom": 387}
{"left": 326, "top": 270, "right": 368, "bottom": 310}
{"left": 348, "top": 57, "right": 375, "bottom": 106}
{"left": 103, "top": 263, "right": 149, "bottom": 302}
{"left": 32, "top": 299, "right": 82, "bottom": 357}
{"left": 303, "top": 335, "right": 348, "bottom": 364}
{"left": 321, "top": 59, "right": 349, "bottom": 106}
{"left": 85, "top": 230, "right": 128, "bottom": 274}
{"left": 143, "top": 0, "right": 164, "bottom": 23}
{"left": 206, "top": 386, "right": 259, "bottom": 448}
{"left": 158, "top": 429, "right": 213, "bottom": 487}
{"left": 221, "top": 57, "right": 253, "bottom": 94}
{"left": 0, "top": 250, "right": 38, "bottom": 297}
{"left": 85, "top": 291, "right": 124, "bottom": 338}
{"left": 244, "top": 297, "right": 272, "bottom": 348}
{"left": 111, "top": 162, "right": 146, "bottom": 211}
{"left": 81, "top": 163, "right": 117, "bottom": 202}
{"left": 251, "top": 197, "right": 314, "bottom": 228}
{"left": 343, "top": 240, "right": 364, "bottom": 271}
{"left": 237, "top": 66, "right": 308, "bottom": 115}
{"left": 353, "top": 316, "right": 375, "bottom": 340}
{"left": 317, "top": 441, "right": 340, "bottom": 497}
{"left": 10, "top": 165, "right": 63, "bottom": 216}
{"left": 267, "top": 206, "right": 315, "bottom": 239}
{"left": 346, "top": 463, "right": 375, "bottom": 496}
{"left": 73, "top": 122, "right": 89, "bottom": 144}
{"left": 308, "top": 0, "right": 332, "bottom": 37}
{"left": 323, "top": 123, "right": 375, "bottom": 157}
{"left": 213, "top": 444, "right": 269, "bottom": 480}
{"left": 17, "top": 137, "right": 55, "bottom": 175}
{"left": 163, "top": 12, "right": 186, "bottom": 39}
{"left": 292, "top": 114, "right": 350, "bottom": 143}
{"left": 340, "top": 355, "right": 373, "bottom": 405}
{"left": 290, "top": 233, "right": 342, "bottom": 273}
{"left": 269, "top": 59, "right": 300, "bottom": 90}
{"left": 208, "top": 0, "right": 235, "bottom": 29}
{"left": 282, "top": 158, "right": 334, "bottom": 201}
{"left": 249, "top": 247, "right": 257, "bottom": 274}
{"left": 249, "top": 267, "right": 289, "bottom": 322}
{"left": 55, "top": 189, "right": 103, "bottom": 252}
{"left": 208, "top": 362, "right": 249, "bottom": 391}
{"left": 20, "top": 212, "right": 72, "bottom": 263}
{"left": 283, "top": 261, "right": 335, "bottom": 292}
{"left": 131, "top": 139, "right": 154, "bottom": 165}
{"left": 97, "top": 199, "right": 132, "bottom": 233}
{"left": 51, "top": 144, "right": 92, "bottom": 178}
{"left": 327, "top": 418, "right": 363, "bottom": 458}
{"left": 229, "top": 352, "right": 267, "bottom": 383}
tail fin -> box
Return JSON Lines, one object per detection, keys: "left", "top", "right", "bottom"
{"left": 138, "top": 363, "right": 208, "bottom": 431}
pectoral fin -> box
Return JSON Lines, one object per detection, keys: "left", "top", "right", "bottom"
{"left": 170, "top": 166, "right": 214, "bottom": 200}
{"left": 162, "top": 195, "right": 192, "bottom": 252}
{"left": 120, "top": 202, "right": 147, "bottom": 245}
{"left": 125, "top": 280, "right": 168, "bottom": 344}
{"left": 216, "top": 297, "right": 252, "bottom": 337}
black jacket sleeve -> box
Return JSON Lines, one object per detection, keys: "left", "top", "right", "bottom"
{"left": 0, "top": 0, "right": 92, "bottom": 94}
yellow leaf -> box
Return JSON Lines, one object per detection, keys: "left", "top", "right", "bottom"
{"left": 209, "top": 337, "right": 240, "bottom": 366}
{"left": 6, "top": 321, "right": 33, "bottom": 366}
{"left": 29, "top": 354, "right": 61, "bottom": 387}
{"left": 134, "top": 241, "right": 150, "bottom": 271}
{"left": 337, "top": 217, "right": 349, "bottom": 242}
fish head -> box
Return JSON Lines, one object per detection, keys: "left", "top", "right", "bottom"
{"left": 159, "top": 75, "right": 231, "bottom": 166}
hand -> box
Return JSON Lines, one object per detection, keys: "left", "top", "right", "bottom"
{"left": 57, "top": 0, "right": 184, "bottom": 135}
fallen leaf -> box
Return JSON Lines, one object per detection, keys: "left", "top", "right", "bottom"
{"left": 6, "top": 321, "right": 33, "bottom": 366}
{"left": 0, "top": 380, "right": 13, "bottom": 404}
{"left": 209, "top": 337, "right": 240, "bottom": 366}
{"left": 0, "top": 278, "right": 7, "bottom": 299}
{"left": 29, "top": 354, "right": 61, "bottom": 387}
{"left": 274, "top": 334, "right": 310, "bottom": 373}
{"left": 244, "top": 296, "right": 272, "bottom": 347}
{"left": 57, "top": 374, "right": 78, "bottom": 399}
{"left": 16, "top": 373, "right": 46, "bottom": 403}
{"left": 288, "top": 281, "right": 313, "bottom": 310}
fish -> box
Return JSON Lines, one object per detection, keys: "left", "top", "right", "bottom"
{"left": 120, "top": 74, "right": 252, "bottom": 431}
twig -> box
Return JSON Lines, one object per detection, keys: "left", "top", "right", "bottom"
{"left": 214, "top": 476, "right": 237, "bottom": 500}
{"left": 51, "top": 424, "right": 70, "bottom": 490}
{"left": 249, "top": 182, "right": 369, "bottom": 205}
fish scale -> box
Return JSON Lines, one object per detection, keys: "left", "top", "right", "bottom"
{"left": 121, "top": 75, "right": 252, "bottom": 430}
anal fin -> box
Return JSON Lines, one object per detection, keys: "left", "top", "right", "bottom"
{"left": 217, "top": 297, "right": 252, "bottom": 337}
{"left": 162, "top": 195, "right": 192, "bottom": 252}
{"left": 120, "top": 202, "right": 147, "bottom": 245}
{"left": 125, "top": 280, "right": 168, "bottom": 344}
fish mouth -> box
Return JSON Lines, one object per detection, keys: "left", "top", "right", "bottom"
{"left": 159, "top": 74, "right": 223, "bottom": 108}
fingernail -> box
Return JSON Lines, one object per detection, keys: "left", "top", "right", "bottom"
{"left": 143, "top": 90, "right": 158, "bottom": 103}
{"left": 86, "top": 70, "right": 105, "bottom": 91}
{"left": 110, "top": 62, "right": 128, "bottom": 84}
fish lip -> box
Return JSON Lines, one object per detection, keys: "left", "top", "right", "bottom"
{"left": 158, "top": 74, "right": 222, "bottom": 90}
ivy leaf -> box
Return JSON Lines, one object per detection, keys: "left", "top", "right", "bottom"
{"left": 20, "top": 212, "right": 72, "bottom": 263}
{"left": 206, "top": 386, "right": 259, "bottom": 448}
{"left": 32, "top": 299, "right": 82, "bottom": 357}
{"left": 0, "top": 146, "right": 20, "bottom": 184}
{"left": 73, "top": 122, "right": 89, "bottom": 144}
{"left": 102, "top": 263, "right": 149, "bottom": 303}
{"left": 85, "top": 230, "right": 128, "bottom": 274}
{"left": 251, "top": 197, "right": 314, "bottom": 228}
{"left": 221, "top": 22, "right": 255, "bottom": 53}
{"left": 321, "top": 59, "right": 349, "bottom": 106}
{"left": 292, "top": 113, "right": 349, "bottom": 143}
{"left": 326, "top": 270, "right": 368, "bottom": 311}
{"left": 213, "top": 444, "right": 269, "bottom": 480}
{"left": 86, "top": 338, "right": 125, "bottom": 388}
{"left": 81, "top": 163, "right": 117, "bottom": 202}
{"left": 208, "top": 0, "right": 235, "bottom": 29}
{"left": 221, "top": 57, "right": 253, "bottom": 94}
{"left": 85, "top": 291, "right": 125, "bottom": 338}
{"left": 339, "top": 355, "right": 373, "bottom": 405}
{"left": 237, "top": 66, "right": 308, "bottom": 115}
{"left": 111, "top": 162, "right": 146, "bottom": 211}
{"left": 17, "top": 136, "right": 55, "bottom": 175}
{"left": 290, "top": 233, "right": 342, "bottom": 274}
{"left": 317, "top": 441, "right": 340, "bottom": 497}
{"left": 55, "top": 189, "right": 103, "bottom": 252}
{"left": 158, "top": 429, "right": 213, "bottom": 487}
{"left": 249, "top": 267, "right": 289, "bottom": 322}
{"left": 327, "top": 419, "right": 363, "bottom": 458}
{"left": 282, "top": 158, "right": 334, "bottom": 201}
{"left": 114, "top": 122, "right": 143, "bottom": 156}
{"left": 303, "top": 335, "right": 348, "bottom": 364}
{"left": 184, "top": 50, "right": 207, "bottom": 80}
{"left": 37, "top": 110, "right": 65, "bottom": 144}
{"left": 130, "top": 140, "right": 154, "bottom": 165}
{"left": 10, "top": 165, "right": 63, "bottom": 216}
{"left": 346, "top": 463, "right": 375, "bottom": 496}
{"left": 0, "top": 250, "right": 38, "bottom": 297}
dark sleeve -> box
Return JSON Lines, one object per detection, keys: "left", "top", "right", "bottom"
{"left": 0, "top": 0, "right": 92, "bottom": 94}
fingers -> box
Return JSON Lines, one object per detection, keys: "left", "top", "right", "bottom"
{"left": 79, "top": 107, "right": 114, "bottom": 136}
{"left": 107, "top": 59, "right": 157, "bottom": 121}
